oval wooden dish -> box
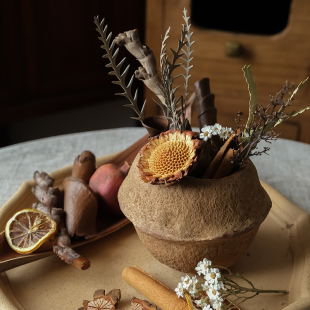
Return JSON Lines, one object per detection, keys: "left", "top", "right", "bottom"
{"left": 0, "top": 135, "right": 310, "bottom": 310}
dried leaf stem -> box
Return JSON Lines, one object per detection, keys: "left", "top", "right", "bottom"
{"left": 222, "top": 272, "right": 288, "bottom": 304}
{"left": 181, "top": 8, "right": 194, "bottom": 106}
{"left": 94, "top": 16, "right": 145, "bottom": 122}
{"left": 160, "top": 24, "right": 188, "bottom": 130}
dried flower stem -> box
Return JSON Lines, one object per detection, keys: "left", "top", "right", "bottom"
{"left": 94, "top": 16, "right": 145, "bottom": 122}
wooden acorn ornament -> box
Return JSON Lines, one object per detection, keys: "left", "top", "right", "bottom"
{"left": 63, "top": 151, "right": 98, "bottom": 237}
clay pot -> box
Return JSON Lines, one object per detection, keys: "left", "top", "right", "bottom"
{"left": 118, "top": 154, "right": 272, "bottom": 273}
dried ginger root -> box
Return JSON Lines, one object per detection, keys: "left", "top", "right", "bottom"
{"left": 32, "top": 171, "right": 90, "bottom": 270}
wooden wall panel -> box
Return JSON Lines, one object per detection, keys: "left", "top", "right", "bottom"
{"left": 145, "top": 0, "right": 310, "bottom": 143}
{"left": 0, "top": 0, "right": 145, "bottom": 125}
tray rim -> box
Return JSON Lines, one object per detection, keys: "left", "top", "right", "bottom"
{"left": 0, "top": 158, "right": 310, "bottom": 310}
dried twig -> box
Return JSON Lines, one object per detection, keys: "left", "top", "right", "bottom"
{"left": 94, "top": 16, "right": 145, "bottom": 122}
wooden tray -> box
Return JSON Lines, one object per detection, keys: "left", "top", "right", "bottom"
{"left": 0, "top": 144, "right": 310, "bottom": 309}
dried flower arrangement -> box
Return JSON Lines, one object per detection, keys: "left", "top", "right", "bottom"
{"left": 96, "top": 7, "right": 309, "bottom": 275}
{"left": 175, "top": 258, "right": 287, "bottom": 310}
{"left": 94, "top": 10, "right": 309, "bottom": 182}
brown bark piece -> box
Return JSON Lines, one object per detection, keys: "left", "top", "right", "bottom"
{"left": 131, "top": 297, "right": 157, "bottom": 310}
{"left": 213, "top": 148, "right": 236, "bottom": 179}
{"left": 203, "top": 135, "right": 237, "bottom": 179}
{"left": 194, "top": 78, "right": 217, "bottom": 129}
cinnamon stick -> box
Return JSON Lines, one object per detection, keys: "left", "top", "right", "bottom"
{"left": 203, "top": 135, "right": 238, "bottom": 179}
{"left": 122, "top": 266, "right": 188, "bottom": 310}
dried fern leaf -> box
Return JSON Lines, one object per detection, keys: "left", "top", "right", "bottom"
{"left": 243, "top": 65, "right": 258, "bottom": 132}
{"left": 94, "top": 16, "right": 145, "bottom": 122}
{"left": 160, "top": 27, "right": 170, "bottom": 76}
{"left": 181, "top": 8, "right": 194, "bottom": 105}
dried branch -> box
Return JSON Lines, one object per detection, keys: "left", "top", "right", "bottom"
{"left": 94, "top": 16, "right": 145, "bottom": 122}
{"left": 234, "top": 67, "right": 309, "bottom": 166}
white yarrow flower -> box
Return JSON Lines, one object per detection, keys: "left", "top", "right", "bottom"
{"left": 188, "top": 276, "right": 199, "bottom": 295}
{"left": 211, "top": 297, "right": 224, "bottom": 310}
{"left": 220, "top": 126, "right": 233, "bottom": 140}
{"left": 208, "top": 287, "right": 221, "bottom": 301}
{"left": 202, "top": 305, "right": 212, "bottom": 310}
{"left": 175, "top": 282, "right": 184, "bottom": 298}
{"left": 204, "top": 267, "right": 221, "bottom": 284}
{"left": 195, "top": 258, "right": 212, "bottom": 276}
{"left": 181, "top": 275, "right": 192, "bottom": 289}
{"left": 200, "top": 125, "right": 213, "bottom": 141}
{"left": 212, "top": 123, "right": 222, "bottom": 135}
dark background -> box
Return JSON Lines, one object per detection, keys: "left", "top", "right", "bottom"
{"left": 0, "top": 0, "right": 146, "bottom": 147}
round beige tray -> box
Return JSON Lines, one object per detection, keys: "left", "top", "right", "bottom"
{"left": 0, "top": 153, "right": 310, "bottom": 310}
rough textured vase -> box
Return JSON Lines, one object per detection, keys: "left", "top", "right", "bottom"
{"left": 118, "top": 154, "right": 272, "bottom": 273}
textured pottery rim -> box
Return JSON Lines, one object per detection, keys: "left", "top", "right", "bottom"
{"left": 134, "top": 222, "right": 260, "bottom": 243}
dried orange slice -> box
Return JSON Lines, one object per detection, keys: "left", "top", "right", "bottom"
{"left": 5, "top": 209, "right": 57, "bottom": 254}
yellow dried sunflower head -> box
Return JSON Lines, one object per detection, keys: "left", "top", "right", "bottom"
{"left": 138, "top": 130, "right": 201, "bottom": 185}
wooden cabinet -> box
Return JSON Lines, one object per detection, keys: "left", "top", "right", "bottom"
{"left": 145, "top": 0, "right": 310, "bottom": 143}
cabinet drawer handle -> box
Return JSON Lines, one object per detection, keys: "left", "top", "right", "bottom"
{"left": 225, "top": 41, "right": 242, "bottom": 57}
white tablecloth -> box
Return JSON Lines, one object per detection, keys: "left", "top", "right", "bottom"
{"left": 0, "top": 127, "right": 309, "bottom": 213}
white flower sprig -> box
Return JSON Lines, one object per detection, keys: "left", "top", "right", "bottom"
{"left": 175, "top": 258, "right": 288, "bottom": 310}
{"left": 199, "top": 123, "right": 234, "bottom": 142}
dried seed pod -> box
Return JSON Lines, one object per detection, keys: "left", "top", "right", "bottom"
{"left": 64, "top": 151, "right": 98, "bottom": 237}
{"left": 138, "top": 130, "right": 201, "bottom": 185}
{"left": 72, "top": 150, "right": 96, "bottom": 184}
{"left": 82, "top": 289, "right": 121, "bottom": 310}
{"left": 131, "top": 297, "right": 157, "bottom": 310}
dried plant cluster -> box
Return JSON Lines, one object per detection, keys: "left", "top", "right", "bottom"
{"left": 234, "top": 66, "right": 309, "bottom": 166}
{"left": 94, "top": 9, "right": 193, "bottom": 130}
{"left": 176, "top": 258, "right": 287, "bottom": 310}
{"left": 94, "top": 9, "right": 309, "bottom": 182}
